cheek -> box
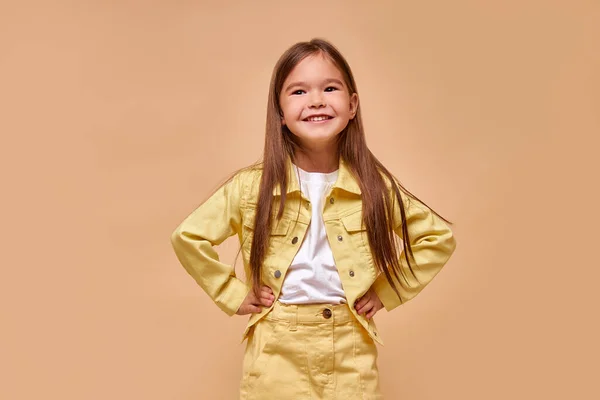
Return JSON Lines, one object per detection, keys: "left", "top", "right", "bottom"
{"left": 282, "top": 104, "right": 303, "bottom": 121}
{"left": 331, "top": 97, "right": 352, "bottom": 114}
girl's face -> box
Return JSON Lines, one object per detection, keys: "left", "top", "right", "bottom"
{"left": 279, "top": 54, "right": 358, "bottom": 148}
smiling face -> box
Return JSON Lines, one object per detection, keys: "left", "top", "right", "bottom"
{"left": 279, "top": 53, "right": 358, "bottom": 149}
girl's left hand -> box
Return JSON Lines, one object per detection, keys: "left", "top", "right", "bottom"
{"left": 354, "top": 287, "right": 384, "bottom": 320}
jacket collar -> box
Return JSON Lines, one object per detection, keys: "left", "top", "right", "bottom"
{"left": 272, "top": 156, "right": 362, "bottom": 196}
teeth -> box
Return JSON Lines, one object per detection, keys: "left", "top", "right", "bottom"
{"left": 307, "top": 116, "right": 330, "bottom": 122}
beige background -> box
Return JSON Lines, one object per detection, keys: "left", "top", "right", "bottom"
{"left": 1, "top": 1, "right": 598, "bottom": 399}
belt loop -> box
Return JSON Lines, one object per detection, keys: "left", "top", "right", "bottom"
{"left": 289, "top": 305, "right": 298, "bottom": 331}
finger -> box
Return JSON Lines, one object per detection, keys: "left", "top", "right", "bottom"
{"left": 359, "top": 303, "right": 374, "bottom": 316}
{"left": 261, "top": 288, "right": 275, "bottom": 301}
{"left": 248, "top": 290, "right": 260, "bottom": 303}
{"left": 260, "top": 294, "right": 274, "bottom": 305}
{"left": 262, "top": 285, "right": 273, "bottom": 294}
{"left": 250, "top": 296, "right": 263, "bottom": 306}
{"left": 354, "top": 295, "right": 366, "bottom": 310}
{"left": 237, "top": 304, "right": 261, "bottom": 315}
{"left": 355, "top": 296, "right": 371, "bottom": 312}
{"left": 356, "top": 299, "right": 372, "bottom": 315}
{"left": 247, "top": 304, "right": 262, "bottom": 314}
{"left": 260, "top": 290, "right": 274, "bottom": 300}
{"left": 260, "top": 295, "right": 273, "bottom": 307}
{"left": 366, "top": 306, "right": 378, "bottom": 320}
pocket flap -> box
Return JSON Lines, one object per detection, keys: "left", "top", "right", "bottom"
{"left": 243, "top": 210, "right": 290, "bottom": 236}
{"left": 341, "top": 210, "right": 366, "bottom": 232}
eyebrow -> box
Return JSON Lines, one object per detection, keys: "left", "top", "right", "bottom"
{"left": 284, "top": 78, "right": 344, "bottom": 92}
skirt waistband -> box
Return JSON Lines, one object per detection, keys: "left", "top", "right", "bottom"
{"left": 266, "top": 301, "right": 355, "bottom": 325}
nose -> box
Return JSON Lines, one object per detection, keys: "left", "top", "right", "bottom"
{"left": 308, "top": 91, "right": 325, "bottom": 108}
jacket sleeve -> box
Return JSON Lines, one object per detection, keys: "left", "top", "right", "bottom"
{"left": 371, "top": 194, "right": 457, "bottom": 312}
{"left": 170, "top": 172, "right": 250, "bottom": 316}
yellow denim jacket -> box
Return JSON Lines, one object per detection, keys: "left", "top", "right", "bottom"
{"left": 170, "top": 157, "right": 456, "bottom": 345}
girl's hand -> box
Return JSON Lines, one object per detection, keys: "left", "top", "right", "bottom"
{"left": 236, "top": 285, "right": 275, "bottom": 315}
{"left": 354, "top": 287, "right": 383, "bottom": 320}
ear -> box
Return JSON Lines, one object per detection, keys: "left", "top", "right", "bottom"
{"left": 349, "top": 93, "right": 359, "bottom": 119}
{"left": 279, "top": 109, "right": 286, "bottom": 126}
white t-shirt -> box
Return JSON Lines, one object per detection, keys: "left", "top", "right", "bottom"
{"left": 278, "top": 164, "right": 347, "bottom": 305}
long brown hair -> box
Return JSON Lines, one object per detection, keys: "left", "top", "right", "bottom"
{"left": 247, "top": 38, "right": 451, "bottom": 302}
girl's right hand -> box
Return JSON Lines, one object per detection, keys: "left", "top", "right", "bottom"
{"left": 236, "top": 285, "right": 275, "bottom": 315}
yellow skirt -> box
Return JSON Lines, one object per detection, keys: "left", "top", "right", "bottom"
{"left": 239, "top": 301, "right": 382, "bottom": 399}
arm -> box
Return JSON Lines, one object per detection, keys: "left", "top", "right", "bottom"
{"left": 170, "top": 172, "right": 250, "bottom": 316}
{"left": 371, "top": 195, "right": 457, "bottom": 312}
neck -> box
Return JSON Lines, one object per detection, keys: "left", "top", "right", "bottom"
{"left": 293, "top": 148, "right": 339, "bottom": 173}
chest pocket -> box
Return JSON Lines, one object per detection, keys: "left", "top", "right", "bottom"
{"left": 340, "top": 209, "right": 371, "bottom": 255}
{"left": 340, "top": 209, "right": 365, "bottom": 232}
{"left": 242, "top": 209, "right": 291, "bottom": 261}
{"left": 243, "top": 209, "right": 291, "bottom": 236}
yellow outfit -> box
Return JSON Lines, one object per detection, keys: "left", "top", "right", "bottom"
{"left": 170, "top": 156, "right": 456, "bottom": 398}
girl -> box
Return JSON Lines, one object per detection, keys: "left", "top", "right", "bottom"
{"left": 171, "top": 38, "right": 456, "bottom": 399}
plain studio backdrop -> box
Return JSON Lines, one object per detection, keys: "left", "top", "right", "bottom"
{"left": 1, "top": 1, "right": 598, "bottom": 399}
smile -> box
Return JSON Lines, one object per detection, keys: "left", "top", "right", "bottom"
{"left": 303, "top": 115, "right": 333, "bottom": 122}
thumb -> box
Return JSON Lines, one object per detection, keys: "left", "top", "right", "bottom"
{"left": 247, "top": 304, "right": 262, "bottom": 314}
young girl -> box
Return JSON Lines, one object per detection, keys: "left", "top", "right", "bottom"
{"left": 171, "top": 38, "right": 456, "bottom": 399}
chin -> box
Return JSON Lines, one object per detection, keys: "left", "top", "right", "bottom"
{"left": 296, "top": 131, "right": 340, "bottom": 143}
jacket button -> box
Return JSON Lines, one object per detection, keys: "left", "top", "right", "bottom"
{"left": 292, "top": 236, "right": 298, "bottom": 244}
{"left": 322, "top": 308, "right": 332, "bottom": 319}
{"left": 337, "top": 235, "right": 343, "bottom": 241}
{"left": 349, "top": 270, "right": 355, "bottom": 277}
{"left": 274, "top": 270, "right": 281, "bottom": 278}
{"left": 329, "top": 197, "right": 335, "bottom": 204}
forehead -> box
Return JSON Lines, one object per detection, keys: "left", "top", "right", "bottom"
{"left": 283, "top": 53, "right": 345, "bottom": 85}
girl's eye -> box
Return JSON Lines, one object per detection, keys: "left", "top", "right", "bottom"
{"left": 291, "top": 87, "right": 338, "bottom": 95}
